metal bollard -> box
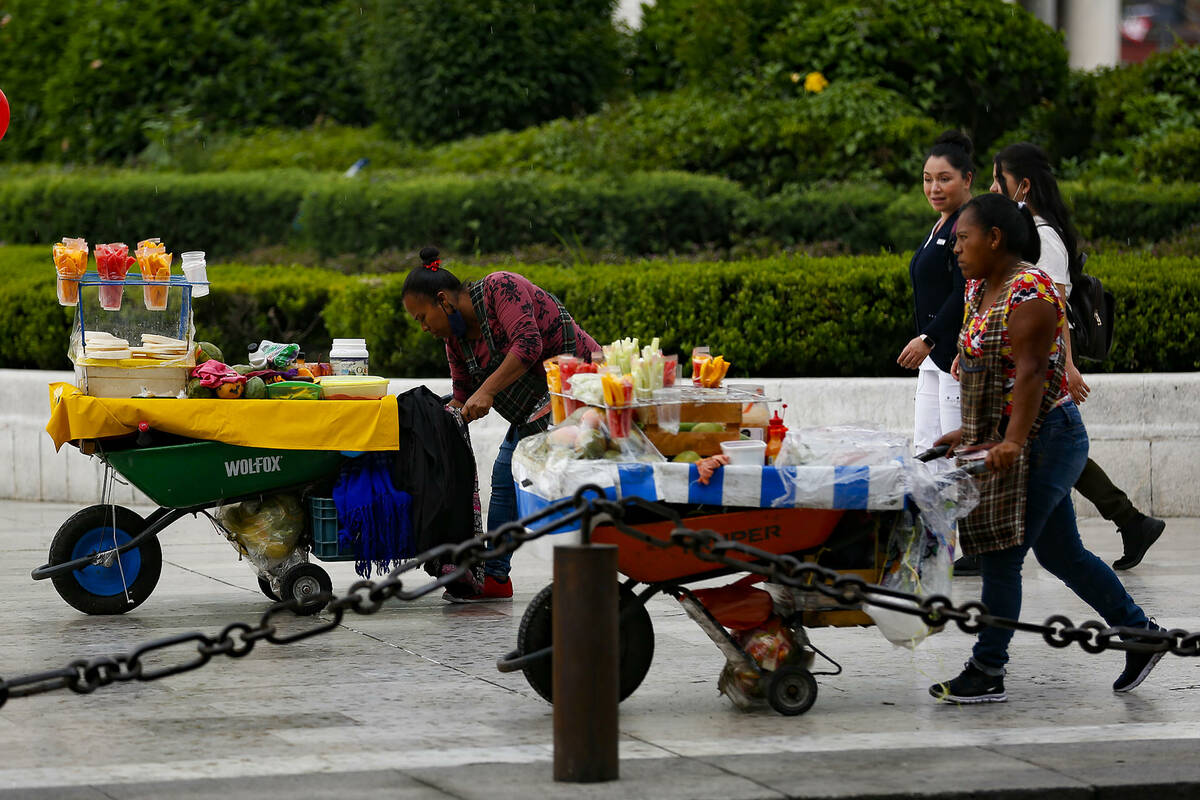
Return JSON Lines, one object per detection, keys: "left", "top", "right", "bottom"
{"left": 552, "top": 540, "right": 619, "bottom": 782}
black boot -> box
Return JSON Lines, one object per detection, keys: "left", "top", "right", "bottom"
{"left": 953, "top": 553, "right": 981, "bottom": 576}
{"left": 1112, "top": 514, "right": 1165, "bottom": 571}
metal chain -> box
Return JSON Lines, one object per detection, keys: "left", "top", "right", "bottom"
{"left": 3, "top": 485, "right": 1197, "bottom": 709}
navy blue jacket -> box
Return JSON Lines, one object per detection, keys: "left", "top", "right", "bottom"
{"left": 908, "top": 207, "right": 966, "bottom": 373}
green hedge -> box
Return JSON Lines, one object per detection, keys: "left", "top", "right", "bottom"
{"left": 0, "top": 172, "right": 316, "bottom": 259}
{"left": 0, "top": 248, "right": 345, "bottom": 371}
{"left": 4, "top": 251, "right": 1197, "bottom": 375}
{"left": 297, "top": 172, "right": 748, "bottom": 256}
{"left": 4, "top": 172, "right": 1200, "bottom": 261}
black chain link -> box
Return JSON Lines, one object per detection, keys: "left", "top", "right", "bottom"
{"left": 2, "top": 484, "right": 1195, "bottom": 708}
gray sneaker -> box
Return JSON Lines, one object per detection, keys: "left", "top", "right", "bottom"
{"left": 1113, "top": 621, "right": 1166, "bottom": 693}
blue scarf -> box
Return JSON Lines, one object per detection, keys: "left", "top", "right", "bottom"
{"left": 333, "top": 453, "right": 414, "bottom": 578}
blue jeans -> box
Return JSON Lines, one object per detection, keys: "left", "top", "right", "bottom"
{"left": 972, "top": 403, "right": 1148, "bottom": 672}
{"left": 484, "top": 424, "right": 523, "bottom": 578}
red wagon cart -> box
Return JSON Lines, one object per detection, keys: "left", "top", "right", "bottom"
{"left": 502, "top": 445, "right": 977, "bottom": 715}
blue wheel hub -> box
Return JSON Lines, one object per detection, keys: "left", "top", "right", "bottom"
{"left": 70, "top": 526, "right": 142, "bottom": 596}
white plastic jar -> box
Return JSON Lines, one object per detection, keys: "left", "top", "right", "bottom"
{"left": 329, "top": 338, "right": 369, "bottom": 376}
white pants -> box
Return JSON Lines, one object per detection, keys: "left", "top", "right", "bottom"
{"left": 914, "top": 361, "right": 962, "bottom": 455}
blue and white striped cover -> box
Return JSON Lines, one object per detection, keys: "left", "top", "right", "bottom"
{"left": 513, "top": 460, "right": 908, "bottom": 533}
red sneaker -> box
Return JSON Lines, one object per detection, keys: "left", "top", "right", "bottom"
{"left": 443, "top": 575, "right": 513, "bottom": 603}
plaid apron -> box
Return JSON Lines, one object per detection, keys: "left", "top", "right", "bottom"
{"left": 458, "top": 280, "right": 580, "bottom": 438}
{"left": 957, "top": 267, "right": 1066, "bottom": 555}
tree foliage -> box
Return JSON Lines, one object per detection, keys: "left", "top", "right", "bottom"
{"left": 360, "top": 0, "right": 623, "bottom": 144}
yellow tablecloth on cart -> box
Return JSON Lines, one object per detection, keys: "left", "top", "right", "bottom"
{"left": 45, "top": 382, "right": 400, "bottom": 452}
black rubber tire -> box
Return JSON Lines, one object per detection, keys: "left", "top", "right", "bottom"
{"left": 280, "top": 562, "right": 332, "bottom": 615}
{"left": 48, "top": 505, "right": 162, "bottom": 615}
{"left": 517, "top": 583, "right": 655, "bottom": 704}
{"left": 766, "top": 665, "right": 818, "bottom": 716}
{"left": 257, "top": 576, "right": 280, "bottom": 601}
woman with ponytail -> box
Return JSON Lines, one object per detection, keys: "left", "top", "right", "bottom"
{"left": 401, "top": 248, "right": 600, "bottom": 602}
{"left": 927, "top": 194, "right": 1162, "bottom": 704}
{"left": 898, "top": 131, "right": 974, "bottom": 465}
{"left": 990, "top": 143, "right": 1164, "bottom": 571}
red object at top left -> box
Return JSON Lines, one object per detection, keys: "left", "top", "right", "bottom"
{"left": 0, "top": 88, "right": 10, "bottom": 142}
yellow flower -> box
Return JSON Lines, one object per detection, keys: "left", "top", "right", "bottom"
{"left": 790, "top": 72, "right": 801, "bottom": 83}
{"left": 804, "top": 71, "right": 829, "bottom": 93}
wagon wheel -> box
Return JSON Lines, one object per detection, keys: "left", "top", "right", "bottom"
{"left": 257, "top": 576, "right": 280, "bottom": 601}
{"left": 766, "top": 665, "right": 818, "bottom": 716}
{"left": 280, "top": 563, "right": 332, "bottom": 615}
{"left": 48, "top": 505, "right": 162, "bottom": 615}
{"left": 517, "top": 583, "right": 655, "bottom": 704}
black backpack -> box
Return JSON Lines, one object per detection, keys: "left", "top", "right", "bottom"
{"left": 1066, "top": 252, "right": 1116, "bottom": 363}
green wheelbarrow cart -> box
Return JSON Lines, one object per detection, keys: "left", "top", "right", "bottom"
{"left": 32, "top": 436, "right": 351, "bottom": 616}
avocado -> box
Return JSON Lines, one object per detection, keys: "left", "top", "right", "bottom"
{"left": 185, "top": 377, "right": 215, "bottom": 399}
{"left": 690, "top": 422, "right": 725, "bottom": 433}
{"left": 672, "top": 450, "right": 702, "bottom": 463}
{"left": 244, "top": 376, "right": 267, "bottom": 399}
{"left": 194, "top": 341, "right": 224, "bottom": 364}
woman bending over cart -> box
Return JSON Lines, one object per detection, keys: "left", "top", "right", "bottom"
{"left": 401, "top": 248, "right": 600, "bottom": 602}
{"left": 929, "top": 194, "right": 1163, "bottom": 704}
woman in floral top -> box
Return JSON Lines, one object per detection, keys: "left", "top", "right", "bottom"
{"left": 928, "top": 195, "right": 1162, "bottom": 704}
{"left": 402, "top": 248, "right": 599, "bottom": 602}
{"left": 958, "top": 269, "right": 1071, "bottom": 420}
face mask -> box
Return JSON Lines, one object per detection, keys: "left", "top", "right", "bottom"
{"left": 444, "top": 302, "right": 467, "bottom": 338}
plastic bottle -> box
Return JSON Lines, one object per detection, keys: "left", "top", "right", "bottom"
{"left": 765, "top": 406, "right": 789, "bottom": 465}
{"left": 248, "top": 340, "right": 300, "bottom": 370}
{"left": 329, "top": 338, "right": 369, "bottom": 376}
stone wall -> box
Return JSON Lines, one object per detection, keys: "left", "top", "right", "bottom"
{"left": 2, "top": 369, "right": 1196, "bottom": 518}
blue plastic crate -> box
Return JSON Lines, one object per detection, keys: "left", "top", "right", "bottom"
{"left": 309, "top": 496, "right": 356, "bottom": 562}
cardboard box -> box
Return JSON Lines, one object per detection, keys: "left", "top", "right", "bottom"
{"left": 646, "top": 402, "right": 742, "bottom": 425}
{"left": 75, "top": 364, "right": 189, "bottom": 398}
{"left": 644, "top": 426, "right": 740, "bottom": 457}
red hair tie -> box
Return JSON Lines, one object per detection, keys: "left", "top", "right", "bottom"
{"left": 424, "top": 259, "right": 441, "bottom": 271}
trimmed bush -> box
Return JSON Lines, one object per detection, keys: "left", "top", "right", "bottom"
{"left": 298, "top": 172, "right": 748, "bottom": 257}
{"left": 0, "top": 258, "right": 344, "bottom": 371}
{"left": 361, "top": 0, "right": 622, "bottom": 144}
{"left": 0, "top": 172, "right": 315, "bottom": 258}
{"left": 4, "top": 249, "right": 1197, "bottom": 375}
{"left": 1064, "top": 181, "right": 1200, "bottom": 246}
{"left": 322, "top": 254, "right": 1200, "bottom": 378}
{"left": 4, "top": 172, "right": 1198, "bottom": 262}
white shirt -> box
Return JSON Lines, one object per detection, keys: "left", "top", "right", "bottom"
{"left": 1034, "top": 215, "right": 1071, "bottom": 298}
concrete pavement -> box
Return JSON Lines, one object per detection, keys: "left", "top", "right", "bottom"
{"left": 2, "top": 500, "right": 1199, "bottom": 799}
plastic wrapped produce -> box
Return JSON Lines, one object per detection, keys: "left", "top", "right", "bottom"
{"left": 775, "top": 425, "right": 911, "bottom": 467}
{"left": 52, "top": 238, "right": 89, "bottom": 306}
{"left": 218, "top": 494, "right": 305, "bottom": 569}
{"left": 512, "top": 406, "right": 665, "bottom": 501}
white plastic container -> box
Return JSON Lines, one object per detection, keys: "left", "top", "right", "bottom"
{"left": 720, "top": 439, "right": 767, "bottom": 466}
{"left": 330, "top": 338, "right": 369, "bottom": 376}
{"left": 180, "top": 251, "right": 209, "bottom": 297}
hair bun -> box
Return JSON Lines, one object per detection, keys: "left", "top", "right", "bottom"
{"left": 934, "top": 129, "right": 974, "bottom": 160}
{"left": 419, "top": 246, "right": 440, "bottom": 266}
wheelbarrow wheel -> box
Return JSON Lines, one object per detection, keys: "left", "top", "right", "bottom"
{"left": 766, "top": 665, "right": 818, "bottom": 716}
{"left": 517, "top": 583, "right": 655, "bottom": 704}
{"left": 48, "top": 505, "right": 162, "bottom": 615}
{"left": 280, "top": 563, "right": 332, "bottom": 615}
{"left": 257, "top": 576, "right": 280, "bottom": 601}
